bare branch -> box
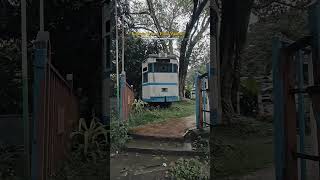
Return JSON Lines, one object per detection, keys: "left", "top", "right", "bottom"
{"left": 129, "top": 11, "right": 150, "bottom": 15}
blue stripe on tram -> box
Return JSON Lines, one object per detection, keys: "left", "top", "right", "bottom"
{"left": 142, "top": 82, "right": 178, "bottom": 86}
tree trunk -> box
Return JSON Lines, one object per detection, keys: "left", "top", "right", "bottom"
{"left": 178, "top": 0, "right": 209, "bottom": 98}
{"left": 219, "top": 0, "right": 236, "bottom": 122}
{"left": 219, "top": 0, "right": 253, "bottom": 122}
{"left": 231, "top": 54, "right": 240, "bottom": 114}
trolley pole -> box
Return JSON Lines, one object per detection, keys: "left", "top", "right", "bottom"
{"left": 21, "top": 0, "right": 30, "bottom": 179}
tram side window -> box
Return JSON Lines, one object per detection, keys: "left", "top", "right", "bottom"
{"left": 154, "top": 63, "right": 172, "bottom": 72}
{"left": 143, "top": 72, "right": 148, "bottom": 83}
{"left": 173, "top": 64, "right": 178, "bottom": 73}
{"left": 148, "top": 64, "right": 153, "bottom": 72}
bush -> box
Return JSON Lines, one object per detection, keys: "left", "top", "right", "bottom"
{"left": 169, "top": 158, "right": 209, "bottom": 180}
{"left": 131, "top": 99, "right": 148, "bottom": 114}
{"left": 70, "top": 117, "right": 109, "bottom": 162}
{"left": 110, "top": 121, "right": 131, "bottom": 151}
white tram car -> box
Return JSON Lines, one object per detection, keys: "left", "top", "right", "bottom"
{"left": 142, "top": 54, "right": 180, "bottom": 105}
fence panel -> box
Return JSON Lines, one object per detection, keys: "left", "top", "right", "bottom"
{"left": 120, "top": 75, "right": 135, "bottom": 121}
{"left": 46, "top": 63, "right": 79, "bottom": 177}
{"left": 33, "top": 54, "right": 79, "bottom": 180}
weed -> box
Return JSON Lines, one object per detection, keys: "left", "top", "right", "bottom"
{"left": 169, "top": 158, "right": 209, "bottom": 180}
{"left": 70, "top": 116, "right": 109, "bottom": 162}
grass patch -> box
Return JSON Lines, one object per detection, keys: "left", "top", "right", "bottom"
{"left": 213, "top": 118, "right": 274, "bottom": 178}
{"left": 128, "top": 100, "right": 195, "bottom": 127}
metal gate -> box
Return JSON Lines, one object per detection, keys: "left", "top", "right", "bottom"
{"left": 272, "top": 2, "right": 320, "bottom": 179}
{"left": 32, "top": 32, "right": 79, "bottom": 180}
{"left": 195, "top": 64, "right": 211, "bottom": 129}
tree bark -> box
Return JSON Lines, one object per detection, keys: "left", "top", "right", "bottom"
{"left": 178, "top": 0, "right": 209, "bottom": 98}
{"left": 219, "top": 0, "right": 253, "bottom": 122}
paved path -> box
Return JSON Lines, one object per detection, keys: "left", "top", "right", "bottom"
{"left": 130, "top": 115, "right": 196, "bottom": 139}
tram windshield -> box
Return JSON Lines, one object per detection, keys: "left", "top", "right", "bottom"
{"left": 148, "top": 63, "right": 178, "bottom": 73}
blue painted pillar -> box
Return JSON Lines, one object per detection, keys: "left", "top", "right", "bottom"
{"left": 202, "top": 78, "right": 207, "bottom": 127}
{"left": 195, "top": 73, "right": 201, "bottom": 129}
{"left": 32, "top": 42, "right": 48, "bottom": 180}
{"left": 119, "top": 73, "right": 126, "bottom": 121}
{"left": 272, "top": 36, "right": 285, "bottom": 180}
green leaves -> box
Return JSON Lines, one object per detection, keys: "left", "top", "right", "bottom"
{"left": 131, "top": 99, "right": 148, "bottom": 115}
{"left": 169, "top": 158, "right": 209, "bottom": 180}
{"left": 70, "top": 116, "right": 109, "bottom": 161}
{"left": 110, "top": 121, "right": 130, "bottom": 151}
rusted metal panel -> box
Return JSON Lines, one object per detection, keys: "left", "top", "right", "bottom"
{"left": 283, "top": 50, "right": 298, "bottom": 180}
{"left": 33, "top": 49, "right": 79, "bottom": 180}
{"left": 120, "top": 74, "right": 135, "bottom": 121}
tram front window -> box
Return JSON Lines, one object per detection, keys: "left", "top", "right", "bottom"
{"left": 154, "top": 63, "right": 172, "bottom": 72}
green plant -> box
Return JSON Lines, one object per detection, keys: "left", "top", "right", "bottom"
{"left": 131, "top": 99, "right": 147, "bottom": 114}
{"left": 110, "top": 121, "right": 131, "bottom": 151}
{"left": 70, "top": 117, "right": 109, "bottom": 161}
{"left": 169, "top": 158, "right": 209, "bottom": 180}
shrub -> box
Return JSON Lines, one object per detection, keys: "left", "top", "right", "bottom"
{"left": 131, "top": 99, "right": 147, "bottom": 114}
{"left": 169, "top": 158, "right": 209, "bottom": 180}
{"left": 110, "top": 121, "right": 130, "bottom": 151}
{"left": 70, "top": 117, "right": 109, "bottom": 162}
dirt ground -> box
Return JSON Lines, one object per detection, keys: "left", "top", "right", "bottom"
{"left": 130, "top": 115, "right": 196, "bottom": 139}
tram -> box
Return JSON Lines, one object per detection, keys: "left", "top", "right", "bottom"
{"left": 142, "top": 53, "right": 180, "bottom": 106}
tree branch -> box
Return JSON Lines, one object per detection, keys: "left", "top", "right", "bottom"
{"left": 129, "top": 11, "right": 150, "bottom": 15}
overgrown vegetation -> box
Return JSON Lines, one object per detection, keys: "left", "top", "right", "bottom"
{"left": 50, "top": 116, "right": 110, "bottom": 180}
{"left": 169, "top": 158, "right": 209, "bottom": 180}
{"left": 128, "top": 100, "right": 195, "bottom": 127}
{"left": 110, "top": 121, "right": 131, "bottom": 151}
{"left": 70, "top": 117, "right": 109, "bottom": 162}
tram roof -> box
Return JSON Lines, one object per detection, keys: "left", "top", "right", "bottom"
{"left": 143, "top": 54, "right": 178, "bottom": 63}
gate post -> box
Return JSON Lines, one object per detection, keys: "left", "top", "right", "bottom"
{"left": 32, "top": 31, "right": 50, "bottom": 180}
{"left": 309, "top": 1, "right": 320, "bottom": 177}
{"left": 272, "top": 36, "right": 285, "bottom": 180}
{"left": 120, "top": 72, "right": 126, "bottom": 121}
{"left": 195, "top": 73, "right": 203, "bottom": 129}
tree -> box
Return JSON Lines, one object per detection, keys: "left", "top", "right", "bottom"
{"left": 0, "top": 39, "right": 22, "bottom": 114}
{"left": 128, "top": 0, "right": 210, "bottom": 98}
{"left": 1, "top": 0, "right": 104, "bottom": 116}
{"left": 214, "top": 0, "right": 254, "bottom": 122}
{"left": 210, "top": 0, "right": 310, "bottom": 122}
{"left": 178, "top": 0, "right": 209, "bottom": 97}
{"left": 122, "top": 36, "right": 161, "bottom": 97}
